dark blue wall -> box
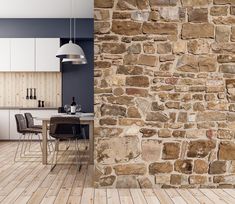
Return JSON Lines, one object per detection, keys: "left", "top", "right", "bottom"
{"left": 61, "top": 38, "right": 94, "bottom": 113}
{"left": 0, "top": 18, "right": 94, "bottom": 112}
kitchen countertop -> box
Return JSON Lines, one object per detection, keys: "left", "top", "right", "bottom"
{"left": 0, "top": 107, "right": 58, "bottom": 110}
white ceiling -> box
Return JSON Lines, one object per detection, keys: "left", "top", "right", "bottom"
{"left": 0, "top": 0, "right": 93, "bottom": 18}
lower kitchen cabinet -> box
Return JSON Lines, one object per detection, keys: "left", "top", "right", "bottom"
{"left": 0, "top": 110, "right": 10, "bottom": 140}
{"left": 9, "top": 110, "right": 20, "bottom": 140}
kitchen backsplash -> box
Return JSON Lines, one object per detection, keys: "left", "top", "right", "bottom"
{"left": 0, "top": 72, "right": 61, "bottom": 107}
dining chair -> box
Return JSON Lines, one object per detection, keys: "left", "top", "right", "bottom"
{"left": 49, "top": 116, "right": 84, "bottom": 171}
{"left": 14, "top": 114, "right": 42, "bottom": 161}
{"left": 24, "top": 112, "right": 53, "bottom": 153}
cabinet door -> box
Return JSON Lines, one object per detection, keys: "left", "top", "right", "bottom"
{"left": 35, "top": 38, "right": 60, "bottom": 72}
{"left": 11, "top": 38, "right": 35, "bottom": 72}
{"left": 9, "top": 110, "right": 20, "bottom": 140}
{"left": 0, "top": 110, "right": 9, "bottom": 140}
{"left": 0, "top": 39, "right": 11, "bottom": 71}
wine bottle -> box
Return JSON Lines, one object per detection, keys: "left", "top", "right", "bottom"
{"left": 70, "top": 97, "right": 76, "bottom": 115}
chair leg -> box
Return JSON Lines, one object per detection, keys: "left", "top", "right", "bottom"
{"left": 51, "top": 139, "right": 59, "bottom": 171}
{"left": 20, "top": 134, "right": 26, "bottom": 157}
{"left": 37, "top": 134, "right": 43, "bottom": 152}
{"left": 75, "top": 139, "right": 81, "bottom": 171}
{"left": 14, "top": 134, "right": 22, "bottom": 162}
{"left": 24, "top": 134, "right": 30, "bottom": 155}
{"left": 28, "top": 133, "right": 32, "bottom": 152}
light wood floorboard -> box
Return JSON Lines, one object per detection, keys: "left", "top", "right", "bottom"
{"left": 0, "top": 142, "right": 235, "bottom": 204}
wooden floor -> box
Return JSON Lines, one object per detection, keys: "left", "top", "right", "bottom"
{"left": 0, "top": 142, "right": 235, "bottom": 204}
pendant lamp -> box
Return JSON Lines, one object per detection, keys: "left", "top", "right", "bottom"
{"left": 56, "top": 0, "right": 86, "bottom": 62}
{"left": 62, "top": 57, "right": 87, "bottom": 64}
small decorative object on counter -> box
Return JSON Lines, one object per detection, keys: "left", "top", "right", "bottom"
{"left": 30, "top": 88, "right": 33, "bottom": 99}
{"left": 38, "top": 100, "right": 41, "bottom": 107}
{"left": 70, "top": 97, "right": 76, "bottom": 115}
{"left": 41, "top": 101, "right": 44, "bottom": 107}
{"left": 26, "top": 88, "right": 29, "bottom": 100}
{"left": 34, "top": 88, "right": 37, "bottom": 100}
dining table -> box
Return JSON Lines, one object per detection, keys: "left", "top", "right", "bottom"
{"left": 35, "top": 113, "right": 94, "bottom": 165}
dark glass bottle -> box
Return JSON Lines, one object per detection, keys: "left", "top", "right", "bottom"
{"left": 70, "top": 97, "right": 76, "bottom": 115}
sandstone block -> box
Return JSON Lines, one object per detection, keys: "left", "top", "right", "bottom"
{"left": 149, "top": 162, "right": 173, "bottom": 174}
{"left": 173, "top": 40, "right": 187, "bottom": 54}
{"left": 128, "top": 43, "right": 141, "bottom": 54}
{"left": 194, "top": 160, "right": 208, "bottom": 174}
{"left": 114, "top": 163, "right": 146, "bottom": 175}
{"left": 189, "top": 175, "right": 207, "bottom": 184}
{"left": 146, "top": 112, "right": 169, "bottom": 122}
{"left": 157, "top": 42, "right": 172, "bottom": 54}
{"left": 127, "top": 106, "right": 141, "bottom": 118}
{"left": 188, "top": 8, "right": 208, "bottom": 23}
{"left": 187, "top": 140, "right": 216, "bottom": 158}
{"left": 112, "top": 20, "right": 142, "bottom": 36}
{"left": 143, "top": 22, "right": 178, "bottom": 35}
{"left": 96, "top": 136, "right": 140, "bottom": 164}
{"left": 143, "top": 42, "right": 155, "bottom": 54}
{"left": 188, "top": 39, "right": 210, "bottom": 55}
{"left": 219, "top": 142, "right": 235, "bottom": 160}
{"left": 126, "top": 88, "right": 148, "bottom": 97}
{"left": 117, "top": 65, "right": 143, "bottom": 75}
{"left": 216, "top": 26, "right": 230, "bottom": 43}
{"left": 176, "top": 55, "right": 198, "bottom": 72}
{"left": 142, "top": 140, "right": 161, "bottom": 161}
{"left": 149, "top": 0, "right": 177, "bottom": 8}
{"left": 95, "top": 22, "right": 111, "bottom": 34}
{"left": 100, "top": 175, "right": 116, "bottom": 186}
{"left": 162, "top": 143, "right": 180, "bottom": 160}
{"left": 117, "top": 0, "right": 137, "bottom": 10}
{"left": 174, "top": 159, "right": 193, "bottom": 174}
{"left": 95, "top": 0, "right": 114, "bottom": 8}
{"left": 101, "top": 104, "right": 126, "bottom": 117}
{"left": 210, "top": 6, "right": 228, "bottom": 16}
{"left": 209, "top": 161, "right": 226, "bottom": 174}
{"left": 138, "top": 54, "right": 158, "bottom": 67}
{"left": 159, "top": 129, "right": 171, "bottom": 138}
{"left": 126, "top": 76, "right": 149, "bottom": 87}
{"left": 140, "top": 128, "right": 157, "bottom": 137}
{"left": 181, "top": 0, "right": 209, "bottom": 7}
{"left": 182, "top": 23, "right": 214, "bottom": 39}
{"left": 197, "top": 112, "right": 226, "bottom": 121}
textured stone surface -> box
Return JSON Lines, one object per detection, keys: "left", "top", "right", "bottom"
{"left": 114, "top": 163, "right": 146, "bottom": 175}
{"left": 175, "top": 159, "right": 193, "bottom": 174}
{"left": 142, "top": 140, "right": 161, "bottom": 161}
{"left": 162, "top": 143, "right": 180, "bottom": 160}
{"left": 95, "top": 0, "right": 235, "bottom": 188}
{"left": 219, "top": 142, "right": 235, "bottom": 160}
{"left": 194, "top": 160, "right": 208, "bottom": 174}
{"left": 182, "top": 23, "right": 214, "bottom": 39}
{"left": 187, "top": 140, "right": 216, "bottom": 158}
{"left": 149, "top": 162, "right": 173, "bottom": 174}
{"left": 209, "top": 161, "right": 227, "bottom": 174}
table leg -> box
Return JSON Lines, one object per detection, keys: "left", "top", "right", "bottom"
{"left": 42, "top": 120, "right": 48, "bottom": 165}
{"left": 89, "top": 121, "right": 94, "bottom": 164}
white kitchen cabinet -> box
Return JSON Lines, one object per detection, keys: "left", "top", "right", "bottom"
{"left": 11, "top": 38, "right": 35, "bottom": 72}
{"left": 9, "top": 109, "right": 20, "bottom": 140}
{"left": 0, "top": 39, "right": 11, "bottom": 71}
{"left": 35, "top": 38, "right": 60, "bottom": 72}
{"left": 0, "top": 110, "right": 9, "bottom": 140}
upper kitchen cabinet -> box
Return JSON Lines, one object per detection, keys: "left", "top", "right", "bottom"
{"left": 11, "top": 38, "right": 35, "bottom": 72}
{"left": 0, "top": 39, "right": 11, "bottom": 71}
{"left": 35, "top": 38, "right": 60, "bottom": 72}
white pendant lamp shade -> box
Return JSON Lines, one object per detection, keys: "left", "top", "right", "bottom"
{"left": 56, "top": 40, "right": 85, "bottom": 59}
{"left": 62, "top": 57, "right": 87, "bottom": 64}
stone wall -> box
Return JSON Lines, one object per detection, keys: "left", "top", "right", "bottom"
{"left": 94, "top": 0, "right": 235, "bottom": 188}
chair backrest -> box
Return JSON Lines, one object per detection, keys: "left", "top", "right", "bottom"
{"left": 15, "top": 114, "right": 27, "bottom": 133}
{"left": 24, "top": 113, "right": 34, "bottom": 128}
{"left": 49, "top": 116, "right": 81, "bottom": 139}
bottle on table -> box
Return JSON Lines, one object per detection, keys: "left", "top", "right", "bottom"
{"left": 70, "top": 96, "right": 76, "bottom": 115}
